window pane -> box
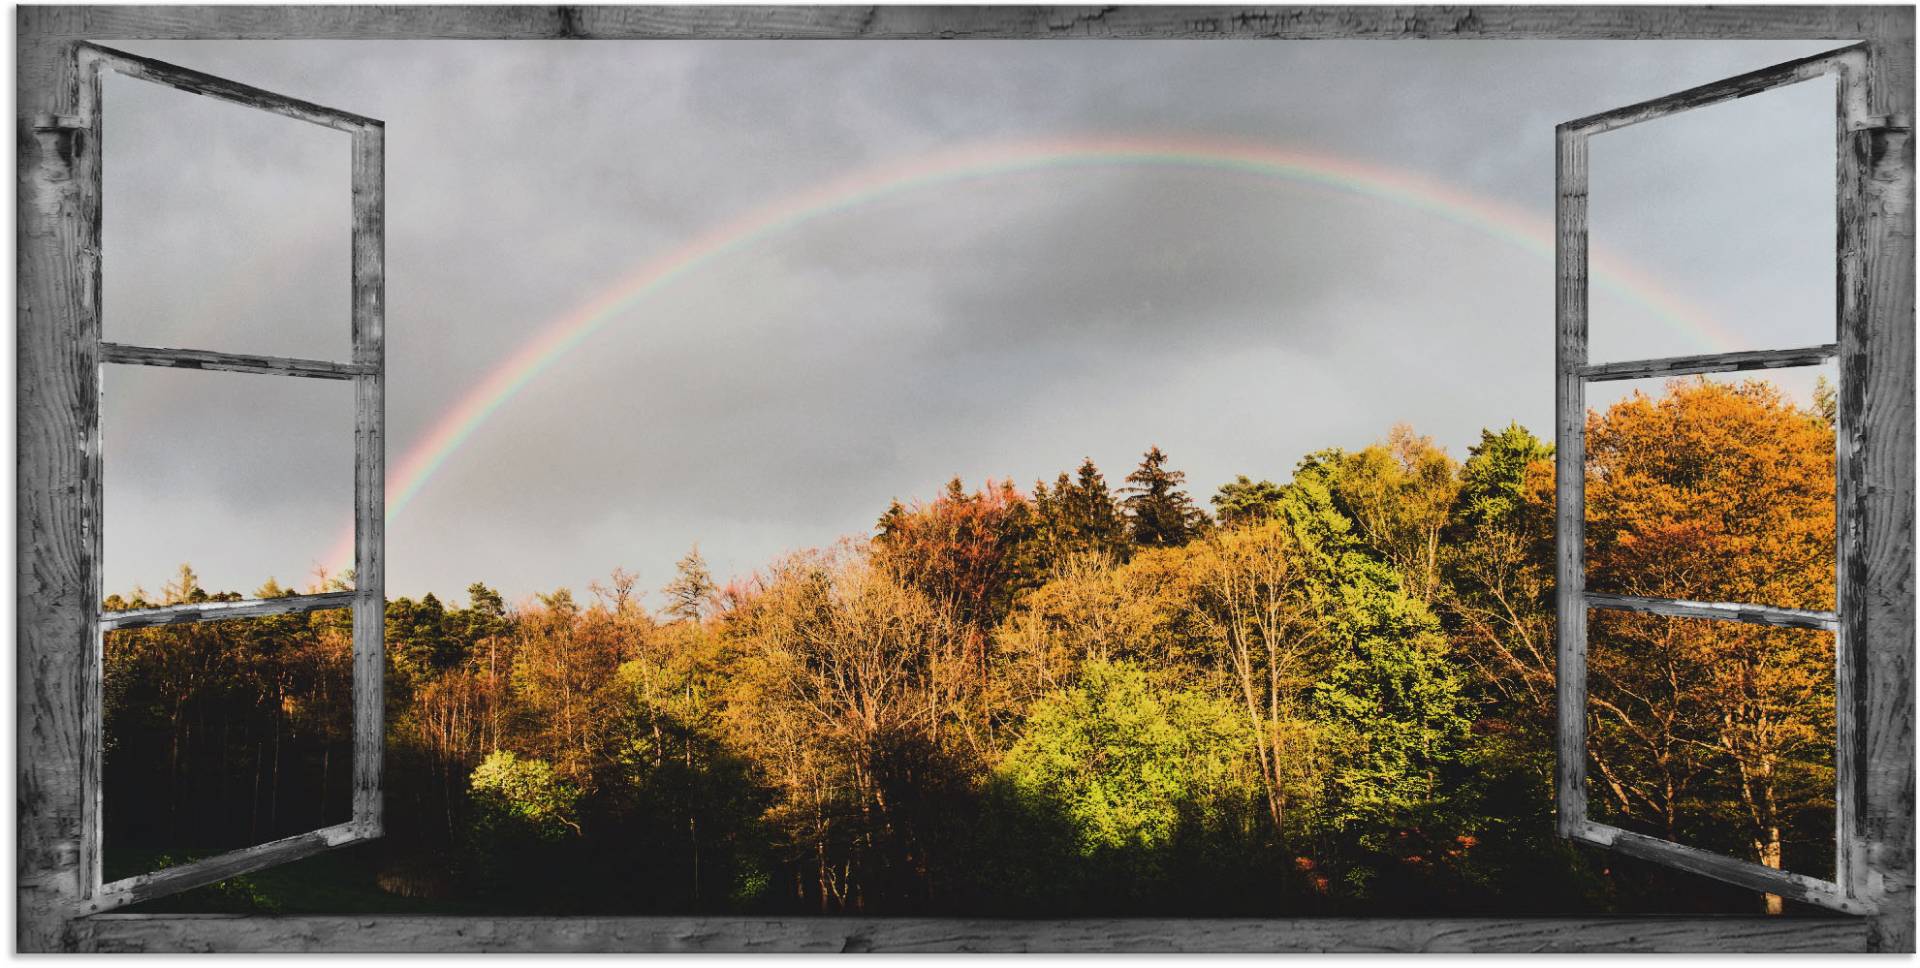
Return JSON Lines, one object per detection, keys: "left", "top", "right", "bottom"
{"left": 102, "top": 70, "right": 351, "bottom": 360}
{"left": 103, "top": 366, "right": 354, "bottom": 599}
{"left": 1586, "top": 73, "right": 1834, "bottom": 365}
{"left": 1586, "top": 609, "right": 1835, "bottom": 885}
{"left": 102, "top": 608, "right": 355, "bottom": 880}
{"left": 1584, "top": 366, "right": 1836, "bottom": 612}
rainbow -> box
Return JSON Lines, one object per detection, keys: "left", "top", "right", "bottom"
{"left": 319, "top": 135, "right": 1731, "bottom": 576}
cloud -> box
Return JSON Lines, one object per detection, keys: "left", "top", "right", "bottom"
{"left": 101, "top": 37, "right": 1847, "bottom": 602}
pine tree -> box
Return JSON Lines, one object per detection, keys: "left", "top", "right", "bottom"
{"left": 1211, "top": 474, "right": 1288, "bottom": 528}
{"left": 1069, "top": 458, "right": 1129, "bottom": 557}
{"left": 1121, "top": 446, "right": 1207, "bottom": 547}
{"left": 875, "top": 499, "right": 909, "bottom": 543}
{"left": 1031, "top": 459, "right": 1131, "bottom": 569}
{"left": 662, "top": 546, "right": 717, "bottom": 623}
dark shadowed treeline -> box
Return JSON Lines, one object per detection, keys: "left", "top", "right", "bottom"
{"left": 103, "top": 377, "right": 1838, "bottom": 916}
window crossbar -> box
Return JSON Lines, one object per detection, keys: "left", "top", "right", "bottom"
{"left": 1579, "top": 344, "right": 1838, "bottom": 383}
{"left": 101, "top": 342, "right": 372, "bottom": 380}
{"left": 99, "top": 590, "right": 356, "bottom": 631}
{"left": 1584, "top": 592, "right": 1839, "bottom": 631}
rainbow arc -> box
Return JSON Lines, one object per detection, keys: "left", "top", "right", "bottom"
{"left": 320, "top": 136, "right": 1730, "bottom": 575}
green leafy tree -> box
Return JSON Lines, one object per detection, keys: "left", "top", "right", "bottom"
{"left": 469, "top": 749, "right": 582, "bottom": 838}
{"left": 995, "top": 659, "right": 1255, "bottom": 855}
{"left": 460, "top": 750, "right": 584, "bottom": 897}
{"left": 1438, "top": 424, "right": 1557, "bottom": 726}
{"left": 1305, "top": 427, "right": 1461, "bottom": 602}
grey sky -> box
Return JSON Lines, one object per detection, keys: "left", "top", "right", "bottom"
{"left": 99, "top": 38, "right": 1843, "bottom": 606}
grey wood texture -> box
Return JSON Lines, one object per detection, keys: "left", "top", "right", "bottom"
{"left": 1578, "top": 344, "right": 1839, "bottom": 382}
{"left": 34, "top": 38, "right": 389, "bottom": 925}
{"left": 1571, "top": 821, "right": 1868, "bottom": 915}
{"left": 99, "top": 591, "right": 354, "bottom": 631}
{"left": 77, "top": 41, "right": 376, "bottom": 131}
{"left": 1554, "top": 39, "right": 1912, "bottom": 928}
{"left": 99, "top": 342, "right": 372, "bottom": 380}
{"left": 1584, "top": 592, "right": 1840, "bottom": 632}
{"left": 15, "top": 5, "right": 1916, "bottom": 41}
{"left": 16, "top": 3, "right": 1913, "bottom": 954}
{"left": 1552, "top": 121, "right": 1589, "bottom": 844}
{"left": 349, "top": 121, "right": 386, "bottom": 839}
{"left": 1840, "top": 23, "right": 1915, "bottom": 952}
{"left": 70, "top": 913, "right": 1873, "bottom": 953}
{"left": 1563, "top": 43, "right": 1866, "bottom": 135}
{"left": 85, "top": 823, "right": 361, "bottom": 916}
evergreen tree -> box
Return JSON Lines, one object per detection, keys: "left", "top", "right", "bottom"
{"left": 1122, "top": 447, "right": 1207, "bottom": 547}
{"left": 662, "top": 545, "right": 718, "bottom": 623}
{"left": 875, "top": 498, "right": 909, "bottom": 543}
{"left": 1450, "top": 423, "right": 1553, "bottom": 532}
{"left": 1069, "top": 458, "right": 1129, "bottom": 557}
{"left": 1273, "top": 471, "right": 1473, "bottom": 855}
{"left": 1210, "top": 474, "right": 1287, "bottom": 527}
{"left": 1035, "top": 458, "right": 1131, "bottom": 567}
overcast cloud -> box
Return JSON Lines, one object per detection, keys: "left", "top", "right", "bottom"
{"left": 99, "top": 38, "right": 1843, "bottom": 605}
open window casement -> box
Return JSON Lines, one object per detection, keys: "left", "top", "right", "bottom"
{"left": 70, "top": 43, "right": 385, "bottom": 914}
{"left": 1555, "top": 44, "right": 1877, "bottom": 916}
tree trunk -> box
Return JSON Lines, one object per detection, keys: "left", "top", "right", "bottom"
{"left": 1759, "top": 826, "right": 1784, "bottom": 915}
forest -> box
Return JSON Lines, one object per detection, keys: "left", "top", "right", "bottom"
{"left": 102, "top": 376, "right": 1839, "bottom": 916}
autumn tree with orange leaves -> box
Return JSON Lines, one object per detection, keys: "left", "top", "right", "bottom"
{"left": 1583, "top": 377, "right": 1836, "bottom": 907}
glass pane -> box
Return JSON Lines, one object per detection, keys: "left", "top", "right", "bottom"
{"left": 1584, "top": 366, "right": 1836, "bottom": 612}
{"left": 1586, "top": 73, "right": 1835, "bottom": 364}
{"left": 1586, "top": 609, "right": 1835, "bottom": 884}
{"left": 102, "top": 608, "right": 355, "bottom": 880}
{"left": 102, "top": 69, "right": 352, "bottom": 360}
{"left": 102, "top": 366, "right": 354, "bottom": 600}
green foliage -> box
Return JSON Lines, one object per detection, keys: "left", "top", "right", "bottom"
{"left": 468, "top": 750, "right": 582, "bottom": 840}
{"left": 1312, "top": 615, "right": 1472, "bottom": 842}
{"left": 1033, "top": 457, "right": 1133, "bottom": 568}
{"left": 1452, "top": 422, "right": 1553, "bottom": 531}
{"left": 996, "top": 659, "right": 1255, "bottom": 855}
{"left": 1122, "top": 446, "right": 1209, "bottom": 547}
{"left": 1210, "top": 474, "right": 1287, "bottom": 527}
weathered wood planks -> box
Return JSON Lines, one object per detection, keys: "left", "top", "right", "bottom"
{"left": 71, "top": 912, "right": 1874, "bottom": 953}
{"left": 1552, "top": 120, "right": 1589, "bottom": 843}
{"left": 84, "top": 823, "right": 362, "bottom": 915}
{"left": 1553, "top": 39, "right": 1909, "bottom": 931}
{"left": 99, "top": 343, "right": 371, "bottom": 380}
{"left": 1572, "top": 822, "right": 1870, "bottom": 916}
{"left": 1846, "top": 24, "right": 1916, "bottom": 951}
{"left": 1563, "top": 43, "right": 1867, "bottom": 136}
{"left": 1584, "top": 593, "right": 1840, "bottom": 632}
{"left": 99, "top": 591, "right": 354, "bottom": 630}
{"left": 1578, "top": 345, "right": 1839, "bottom": 382}
{"left": 349, "top": 120, "right": 385, "bottom": 839}
{"left": 31, "top": 37, "right": 390, "bottom": 928}
{"left": 15, "top": 5, "right": 1915, "bottom": 42}
{"left": 77, "top": 42, "right": 376, "bottom": 132}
